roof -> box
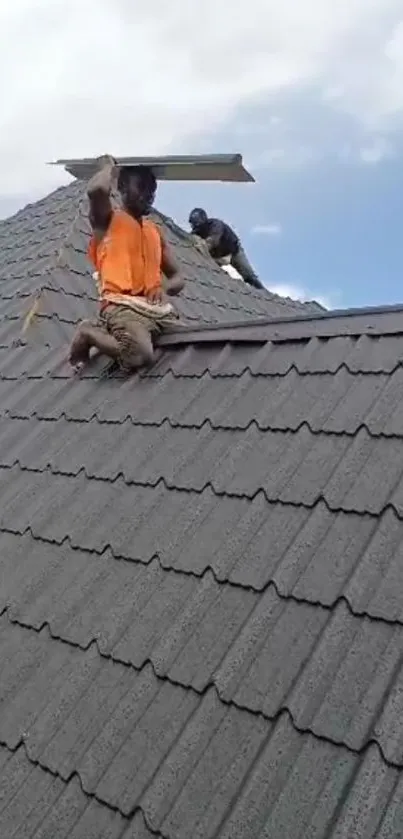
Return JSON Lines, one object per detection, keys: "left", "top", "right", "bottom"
{"left": 0, "top": 179, "right": 324, "bottom": 334}
{"left": 2, "top": 183, "right": 402, "bottom": 838}
{"left": 1, "top": 289, "right": 403, "bottom": 837}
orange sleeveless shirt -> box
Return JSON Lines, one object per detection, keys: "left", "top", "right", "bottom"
{"left": 88, "top": 210, "right": 162, "bottom": 299}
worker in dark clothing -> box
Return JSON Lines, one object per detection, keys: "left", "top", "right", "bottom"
{"left": 188, "top": 208, "right": 264, "bottom": 290}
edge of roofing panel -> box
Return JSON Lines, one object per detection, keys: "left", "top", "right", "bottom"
{"left": 49, "top": 153, "right": 255, "bottom": 183}
{"left": 157, "top": 303, "right": 403, "bottom": 346}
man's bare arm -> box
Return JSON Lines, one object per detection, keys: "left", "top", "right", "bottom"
{"left": 161, "top": 232, "right": 184, "bottom": 295}
{"left": 87, "top": 155, "right": 117, "bottom": 235}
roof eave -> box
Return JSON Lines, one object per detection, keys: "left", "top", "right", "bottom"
{"left": 158, "top": 304, "right": 403, "bottom": 346}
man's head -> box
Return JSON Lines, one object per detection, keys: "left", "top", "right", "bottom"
{"left": 118, "top": 165, "right": 157, "bottom": 217}
{"left": 189, "top": 207, "right": 208, "bottom": 233}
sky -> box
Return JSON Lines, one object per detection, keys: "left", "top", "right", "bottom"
{"left": 1, "top": 0, "right": 403, "bottom": 310}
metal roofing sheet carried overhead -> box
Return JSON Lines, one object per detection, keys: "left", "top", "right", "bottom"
{"left": 49, "top": 153, "right": 255, "bottom": 183}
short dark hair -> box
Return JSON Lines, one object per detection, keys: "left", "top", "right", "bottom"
{"left": 189, "top": 207, "right": 208, "bottom": 225}
{"left": 117, "top": 165, "right": 157, "bottom": 196}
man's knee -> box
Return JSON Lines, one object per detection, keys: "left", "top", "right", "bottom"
{"left": 134, "top": 332, "right": 154, "bottom": 366}
{"left": 115, "top": 322, "right": 154, "bottom": 370}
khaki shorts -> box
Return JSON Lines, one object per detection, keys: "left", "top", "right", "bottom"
{"left": 95, "top": 302, "right": 173, "bottom": 371}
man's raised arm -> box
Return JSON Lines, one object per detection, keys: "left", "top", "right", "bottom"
{"left": 87, "top": 154, "right": 116, "bottom": 236}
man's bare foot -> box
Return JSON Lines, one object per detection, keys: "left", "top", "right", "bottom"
{"left": 69, "top": 322, "right": 92, "bottom": 367}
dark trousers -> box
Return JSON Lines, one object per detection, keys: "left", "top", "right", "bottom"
{"left": 230, "top": 246, "right": 264, "bottom": 290}
{"left": 191, "top": 233, "right": 264, "bottom": 290}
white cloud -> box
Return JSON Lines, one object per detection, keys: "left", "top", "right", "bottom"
{"left": 221, "top": 268, "right": 336, "bottom": 310}
{"left": 337, "top": 135, "right": 394, "bottom": 164}
{"left": 251, "top": 223, "right": 283, "bottom": 236}
{"left": 257, "top": 146, "right": 319, "bottom": 168}
{"left": 269, "top": 283, "right": 340, "bottom": 310}
{"left": 0, "top": 0, "right": 402, "bottom": 197}
{"left": 359, "top": 137, "right": 393, "bottom": 164}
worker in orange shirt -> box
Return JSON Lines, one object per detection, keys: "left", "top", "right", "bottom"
{"left": 69, "top": 155, "right": 184, "bottom": 372}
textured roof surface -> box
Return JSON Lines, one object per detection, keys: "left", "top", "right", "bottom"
{"left": 1, "top": 291, "right": 403, "bottom": 835}
{"left": 0, "top": 179, "right": 323, "bottom": 333}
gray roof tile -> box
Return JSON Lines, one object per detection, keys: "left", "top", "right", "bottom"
{"left": 0, "top": 464, "right": 402, "bottom": 622}
{"left": 2, "top": 415, "right": 403, "bottom": 517}
{"left": 2, "top": 326, "right": 403, "bottom": 376}
{"left": 0, "top": 536, "right": 258, "bottom": 692}
{"left": 3, "top": 344, "right": 403, "bottom": 437}
{"left": 0, "top": 626, "right": 401, "bottom": 838}
{"left": 0, "top": 744, "right": 152, "bottom": 838}
{"left": 0, "top": 618, "right": 398, "bottom": 839}
{"left": 5, "top": 536, "right": 403, "bottom": 763}
{"left": 1, "top": 236, "right": 403, "bottom": 839}
{"left": 147, "top": 333, "right": 403, "bottom": 376}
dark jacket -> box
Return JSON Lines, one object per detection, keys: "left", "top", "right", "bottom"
{"left": 195, "top": 218, "right": 240, "bottom": 259}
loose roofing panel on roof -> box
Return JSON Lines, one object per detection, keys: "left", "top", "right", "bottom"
{"left": 0, "top": 286, "right": 403, "bottom": 837}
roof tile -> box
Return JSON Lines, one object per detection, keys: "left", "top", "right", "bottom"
{"left": 0, "top": 271, "right": 403, "bottom": 839}
{"left": 1, "top": 466, "right": 403, "bottom": 622}
{"left": 0, "top": 744, "right": 150, "bottom": 838}
{"left": 4, "top": 538, "right": 403, "bottom": 762}
{"left": 4, "top": 347, "right": 403, "bottom": 440}
{"left": 0, "top": 629, "right": 400, "bottom": 838}
{"left": 2, "top": 415, "right": 403, "bottom": 516}
{"left": 148, "top": 334, "right": 403, "bottom": 377}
